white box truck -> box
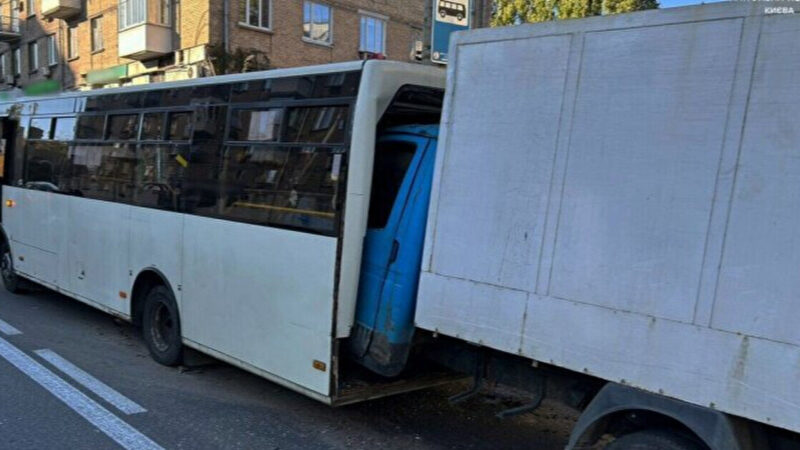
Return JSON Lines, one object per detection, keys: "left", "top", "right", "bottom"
{"left": 416, "top": 2, "right": 800, "bottom": 449}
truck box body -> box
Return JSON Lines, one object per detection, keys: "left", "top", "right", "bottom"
{"left": 416, "top": 3, "right": 800, "bottom": 433}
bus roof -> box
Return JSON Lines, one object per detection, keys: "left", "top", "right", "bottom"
{"left": 0, "top": 60, "right": 375, "bottom": 108}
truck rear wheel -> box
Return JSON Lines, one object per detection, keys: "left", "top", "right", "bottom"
{"left": 142, "top": 285, "right": 183, "bottom": 366}
{"left": 1, "top": 241, "right": 22, "bottom": 294}
{"left": 607, "top": 429, "right": 705, "bottom": 450}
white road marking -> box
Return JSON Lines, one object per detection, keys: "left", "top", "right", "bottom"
{"left": 35, "top": 349, "right": 147, "bottom": 415}
{"left": 0, "top": 337, "right": 162, "bottom": 450}
{"left": 0, "top": 317, "right": 21, "bottom": 335}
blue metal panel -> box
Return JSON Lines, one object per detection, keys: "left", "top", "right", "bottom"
{"left": 351, "top": 125, "right": 439, "bottom": 376}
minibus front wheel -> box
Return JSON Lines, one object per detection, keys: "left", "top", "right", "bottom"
{"left": 142, "top": 285, "right": 184, "bottom": 366}
{"left": 0, "top": 241, "right": 22, "bottom": 294}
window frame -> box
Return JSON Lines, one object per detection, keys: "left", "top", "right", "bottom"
{"left": 227, "top": 107, "right": 284, "bottom": 142}
{"left": 119, "top": 0, "right": 143, "bottom": 30}
{"left": 158, "top": 0, "right": 171, "bottom": 26}
{"left": 90, "top": 16, "right": 104, "bottom": 52}
{"left": 239, "top": 0, "right": 271, "bottom": 31}
{"left": 105, "top": 113, "right": 141, "bottom": 141}
{"left": 15, "top": 73, "right": 362, "bottom": 237}
{"left": 67, "top": 25, "right": 78, "bottom": 60}
{"left": 140, "top": 111, "right": 167, "bottom": 141}
{"left": 219, "top": 99, "right": 352, "bottom": 236}
{"left": 74, "top": 107, "right": 196, "bottom": 144}
{"left": 46, "top": 34, "right": 57, "bottom": 67}
{"left": 302, "top": 1, "right": 333, "bottom": 46}
{"left": 358, "top": 11, "right": 387, "bottom": 55}
{"left": 75, "top": 113, "right": 108, "bottom": 141}
{"left": 120, "top": 0, "right": 171, "bottom": 29}
{"left": 28, "top": 116, "right": 54, "bottom": 140}
{"left": 13, "top": 48, "right": 21, "bottom": 76}
{"left": 27, "top": 40, "right": 38, "bottom": 73}
{"left": 25, "top": 0, "right": 34, "bottom": 16}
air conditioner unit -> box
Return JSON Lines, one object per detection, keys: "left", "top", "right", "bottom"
{"left": 40, "top": 66, "right": 50, "bottom": 76}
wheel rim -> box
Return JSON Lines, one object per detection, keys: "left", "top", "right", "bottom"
{"left": 150, "top": 301, "right": 174, "bottom": 353}
{"left": 1, "top": 250, "right": 13, "bottom": 283}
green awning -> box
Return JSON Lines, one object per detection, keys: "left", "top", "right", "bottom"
{"left": 86, "top": 64, "right": 128, "bottom": 85}
{"left": 23, "top": 79, "right": 61, "bottom": 96}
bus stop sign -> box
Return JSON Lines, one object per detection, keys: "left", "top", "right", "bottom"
{"left": 431, "top": 0, "right": 471, "bottom": 64}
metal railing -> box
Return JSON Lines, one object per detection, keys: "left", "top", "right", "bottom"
{"left": 0, "top": 16, "right": 20, "bottom": 34}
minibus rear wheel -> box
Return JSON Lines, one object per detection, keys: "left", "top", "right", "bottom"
{"left": 142, "top": 285, "right": 184, "bottom": 366}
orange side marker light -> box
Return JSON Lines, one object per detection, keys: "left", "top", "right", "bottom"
{"left": 5, "top": 199, "right": 15, "bottom": 207}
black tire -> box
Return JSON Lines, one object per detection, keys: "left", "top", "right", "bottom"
{"left": 142, "top": 285, "right": 183, "bottom": 366}
{"left": 456, "top": 12, "right": 464, "bottom": 21}
{"left": 0, "top": 241, "right": 22, "bottom": 294}
{"left": 607, "top": 429, "right": 706, "bottom": 450}
{"left": 439, "top": 9, "right": 446, "bottom": 18}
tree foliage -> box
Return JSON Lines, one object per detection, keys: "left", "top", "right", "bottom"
{"left": 207, "top": 44, "right": 270, "bottom": 75}
{"left": 602, "top": 0, "right": 658, "bottom": 15}
{"left": 491, "top": 0, "right": 656, "bottom": 26}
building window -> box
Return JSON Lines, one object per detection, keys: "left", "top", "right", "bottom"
{"left": 13, "top": 48, "right": 20, "bottom": 76}
{"left": 47, "top": 34, "right": 57, "bottom": 66}
{"left": 120, "top": 0, "right": 169, "bottom": 29}
{"left": 159, "top": 0, "right": 170, "bottom": 25}
{"left": 28, "top": 41, "right": 38, "bottom": 72}
{"left": 119, "top": 0, "right": 144, "bottom": 29}
{"left": 0, "top": 54, "right": 5, "bottom": 78}
{"left": 25, "top": 0, "right": 34, "bottom": 15}
{"left": 303, "top": 1, "right": 332, "bottom": 44}
{"left": 67, "top": 26, "right": 78, "bottom": 59}
{"left": 359, "top": 13, "right": 386, "bottom": 55}
{"left": 240, "top": 0, "right": 270, "bottom": 29}
{"left": 91, "top": 16, "right": 103, "bottom": 52}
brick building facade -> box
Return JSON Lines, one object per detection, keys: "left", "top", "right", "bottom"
{"left": 0, "top": 0, "right": 425, "bottom": 90}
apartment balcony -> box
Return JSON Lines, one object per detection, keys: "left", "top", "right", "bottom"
{"left": 0, "top": 16, "right": 20, "bottom": 42}
{"left": 42, "top": 0, "right": 81, "bottom": 19}
{"left": 119, "top": 0, "right": 173, "bottom": 60}
{"left": 119, "top": 22, "right": 173, "bottom": 60}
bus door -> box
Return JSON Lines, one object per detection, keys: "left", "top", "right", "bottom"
{"left": 0, "top": 118, "right": 16, "bottom": 221}
{"left": 350, "top": 125, "right": 439, "bottom": 377}
{"left": 2, "top": 116, "right": 66, "bottom": 285}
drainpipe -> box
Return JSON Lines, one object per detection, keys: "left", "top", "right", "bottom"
{"left": 223, "top": 0, "right": 230, "bottom": 53}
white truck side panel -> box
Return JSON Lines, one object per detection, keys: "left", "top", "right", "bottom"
{"left": 429, "top": 35, "right": 571, "bottom": 293}
{"left": 418, "top": 4, "right": 800, "bottom": 433}
{"left": 549, "top": 19, "right": 740, "bottom": 323}
{"left": 712, "top": 15, "right": 800, "bottom": 346}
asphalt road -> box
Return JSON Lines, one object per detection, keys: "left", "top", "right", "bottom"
{"left": 0, "top": 284, "right": 579, "bottom": 450}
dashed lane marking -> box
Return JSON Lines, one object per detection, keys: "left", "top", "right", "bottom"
{"left": 0, "top": 317, "right": 21, "bottom": 335}
{"left": 35, "top": 349, "right": 147, "bottom": 415}
{"left": 0, "top": 336, "right": 162, "bottom": 450}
